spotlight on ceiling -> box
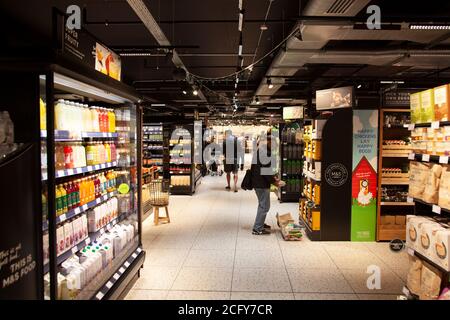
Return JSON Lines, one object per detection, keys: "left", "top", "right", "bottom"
{"left": 267, "top": 78, "right": 274, "bottom": 89}
{"left": 357, "top": 84, "right": 362, "bottom": 89}
{"left": 260, "top": 24, "right": 268, "bottom": 31}
{"left": 193, "top": 89, "right": 198, "bottom": 96}
{"left": 255, "top": 97, "right": 260, "bottom": 105}
{"left": 182, "top": 90, "right": 187, "bottom": 95}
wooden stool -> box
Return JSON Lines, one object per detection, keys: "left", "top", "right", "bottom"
{"left": 153, "top": 205, "right": 170, "bottom": 226}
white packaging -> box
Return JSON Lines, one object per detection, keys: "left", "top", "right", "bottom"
{"left": 406, "top": 215, "right": 431, "bottom": 251}
{"left": 72, "top": 218, "right": 80, "bottom": 245}
{"left": 57, "top": 226, "right": 65, "bottom": 256}
{"left": 417, "top": 221, "right": 442, "bottom": 258}
{"left": 433, "top": 229, "right": 450, "bottom": 271}
{"left": 64, "top": 222, "right": 74, "bottom": 251}
{"left": 81, "top": 215, "right": 88, "bottom": 239}
{"left": 87, "top": 209, "right": 97, "bottom": 233}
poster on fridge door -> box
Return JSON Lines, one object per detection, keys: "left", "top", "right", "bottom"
{"left": 351, "top": 110, "right": 378, "bottom": 241}
{"left": 95, "top": 43, "right": 122, "bottom": 81}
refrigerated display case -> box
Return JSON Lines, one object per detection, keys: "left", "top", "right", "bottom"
{"left": 0, "top": 12, "right": 145, "bottom": 300}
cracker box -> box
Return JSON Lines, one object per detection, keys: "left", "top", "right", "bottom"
{"left": 421, "top": 89, "right": 435, "bottom": 123}
{"left": 406, "top": 215, "right": 431, "bottom": 250}
{"left": 433, "top": 229, "right": 450, "bottom": 271}
{"left": 418, "top": 221, "right": 442, "bottom": 258}
{"left": 434, "top": 84, "right": 450, "bottom": 122}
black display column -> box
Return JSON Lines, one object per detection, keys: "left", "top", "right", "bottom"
{"left": 320, "top": 108, "right": 353, "bottom": 241}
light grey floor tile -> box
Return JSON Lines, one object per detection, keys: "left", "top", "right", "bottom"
{"left": 172, "top": 267, "right": 233, "bottom": 291}
{"left": 294, "top": 293, "right": 359, "bottom": 300}
{"left": 232, "top": 268, "right": 292, "bottom": 293}
{"left": 231, "top": 292, "right": 295, "bottom": 300}
{"left": 134, "top": 266, "right": 180, "bottom": 290}
{"left": 125, "top": 289, "right": 168, "bottom": 300}
{"left": 234, "top": 249, "right": 285, "bottom": 269}
{"left": 145, "top": 248, "right": 189, "bottom": 268}
{"left": 184, "top": 249, "right": 235, "bottom": 268}
{"left": 287, "top": 268, "right": 354, "bottom": 293}
{"left": 167, "top": 291, "right": 230, "bottom": 300}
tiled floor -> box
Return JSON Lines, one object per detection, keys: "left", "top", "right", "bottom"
{"left": 126, "top": 176, "right": 409, "bottom": 300}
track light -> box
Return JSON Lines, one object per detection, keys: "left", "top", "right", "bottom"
{"left": 357, "top": 84, "right": 362, "bottom": 89}
{"left": 410, "top": 24, "right": 450, "bottom": 30}
{"left": 267, "top": 78, "right": 274, "bottom": 89}
{"left": 255, "top": 97, "right": 260, "bottom": 105}
{"left": 193, "top": 89, "right": 198, "bottom": 96}
{"left": 182, "top": 90, "right": 187, "bottom": 95}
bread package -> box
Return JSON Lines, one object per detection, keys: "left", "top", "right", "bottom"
{"left": 438, "top": 165, "right": 450, "bottom": 210}
{"left": 406, "top": 255, "right": 423, "bottom": 296}
{"left": 422, "top": 164, "right": 443, "bottom": 204}
{"left": 409, "top": 161, "right": 431, "bottom": 199}
{"left": 419, "top": 262, "right": 443, "bottom": 300}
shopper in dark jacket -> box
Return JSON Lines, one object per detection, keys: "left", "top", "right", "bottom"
{"left": 251, "top": 129, "right": 281, "bottom": 235}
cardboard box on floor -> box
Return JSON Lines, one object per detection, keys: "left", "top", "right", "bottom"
{"left": 276, "top": 213, "right": 303, "bottom": 241}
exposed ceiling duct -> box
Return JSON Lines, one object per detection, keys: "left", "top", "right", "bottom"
{"left": 254, "top": 0, "right": 450, "bottom": 103}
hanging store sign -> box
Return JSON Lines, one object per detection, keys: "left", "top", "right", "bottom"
{"left": 58, "top": 12, "right": 122, "bottom": 81}
{"left": 351, "top": 110, "right": 379, "bottom": 242}
{"left": 283, "top": 106, "right": 304, "bottom": 120}
{"left": 316, "top": 86, "right": 353, "bottom": 110}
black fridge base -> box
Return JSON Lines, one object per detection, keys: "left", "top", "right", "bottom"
{"left": 299, "top": 215, "right": 321, "bottom": 241}
{"left": 93, "top": 247, "right": 146, "bottom": 300}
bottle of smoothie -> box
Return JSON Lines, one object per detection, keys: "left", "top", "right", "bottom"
{"left": 109, "top": 109, "right": 116, "bottom": 133}
{"left": 82, "top": 105, "right": 91, "bottom": 132}
{"left": 60, "top": 184, "right": 68, "bottom": 214}
{"left": 56, "top": 185, "right": 62, "bottom": 216}
{"left": 64, "top": 143, "right": 74, "bottom": 169}
{"left": 91, "top": 107, "right": 99, "bottom": 133}
{"left": 104, "top": 142, "right": 111, "bottom": 163}
{"left": 54, "top": 99, "right": 65, "bottom": 130}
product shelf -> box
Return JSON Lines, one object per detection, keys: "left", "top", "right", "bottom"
{"left": 408, "top": 153, "right": 449, "bottom": 164}
{"left": 410, "top": 121, "right": 450, "bottom": 129}
{"left": 299, "top": 214, "right": 320, "bottom": 241}
{"left": 93, "top": 246, "right": 144, "bottom": 300}
{"left": 410, "top": 197, "right": 450, "bottom": 216}
{"left": 53, "top": 191, "right": 118, "bottom": 227}
{"left": 42, "top": 161, "right": 118, "bottom": 180}
{"left": 43, "top": 210, "right": 134, "bottom": 274}
{"left": 380, "top": 201, "right": 415, "bottom": 206}
{"left": 41, "top": 130, "right": 118, "bottom": 140}
{"left": 406, "top": 246, "right": 450, "bottom": 274}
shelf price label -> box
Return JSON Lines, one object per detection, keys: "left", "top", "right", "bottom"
{"left": 407, "top": 197, "right": 414, "bottom": 203}
{"left": 408, "top": 153, "right": 415, "bottom": 160}
{"left": 408, "top": 124, "right": 415, "bottom": 131}
{"left": 407, "top": 248, "right": 415, "bottom": 256}
{"left": 422, "top": 154, "right": 430, "bottom": 162}
{"left": 432, "top": 205, "right": 441, "bottom": 215}
{"left": 431, "top": 121, "right": 440, "bottom": 129}
{"left": 439, "top": 156, "right": 449, "bottom": 164}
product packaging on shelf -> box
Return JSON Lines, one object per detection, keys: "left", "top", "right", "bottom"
{"left": 57, "top": 225, "right": 65, "bottom": 256}
{"left": 64, "top": 222, "right": 74, "bottom": 252}
{"left": 434, "top": 84, "right": 449, "bottom": 122}
{"left": 43, "top": 232, "right": 49, "bottom": 265}
{"left": 422, "top": 164, "right": 443, "bottom": 204}
{"left": 438, "top": 166, "right": 450, "bottom": 210}
{"left": 410, "top": 92, "right": 421, "bottom": 124}
{"left": 418, "top": 221, "right": 445, "bottom": 259}
{"left": 420, "top": 89, "right": 435, "bottom": 123}
{"left": 406, "top": 215, "right": 432, "bottom": 250}
{"left": 434, "top": 229, "right": 450, "bottom": 271}
{"left": 420, "top": 262, "right": 443, "bottom": 300}
{"left": 409, "top": 161, "right": 431, "bottom": 199}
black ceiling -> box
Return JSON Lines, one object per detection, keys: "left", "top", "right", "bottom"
{"left": 1, "top": 0, "right": 450, "bottom": 119}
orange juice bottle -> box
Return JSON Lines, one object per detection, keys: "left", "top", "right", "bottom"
{"left": 109, "top": 109, "right": 115, "bottom": 133}
{"left": 79, "top": 178, "right": 86, "bottom": 205}
{"left": 87, "top": 177, "right": 94, "bottom": 202}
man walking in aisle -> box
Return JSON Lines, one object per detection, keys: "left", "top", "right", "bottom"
{"left": 223, "top": 130, "right": 239, "bottom": 192}
{"left": 251, "top": 129, "right": 282, "bottom": 235}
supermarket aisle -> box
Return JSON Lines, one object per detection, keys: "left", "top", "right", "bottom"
{"left": 126, "top": 176, "right": 409, "bottom": 300}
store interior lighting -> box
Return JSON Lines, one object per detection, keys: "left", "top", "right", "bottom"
{"left": 267, "top": 78, "right": 274, "bottom": 89}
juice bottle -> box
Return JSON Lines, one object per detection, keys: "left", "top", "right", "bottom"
{"left": 109, "top": 109, "right": 116, "bottom": 133}
{"left": 103, "top": 108, "right": 109, "bottom": 132}
{"left": 89, "top": 177, "right": 95, "bottom": 202}
{"left": 91, "top": 107, "right": 99, "bottom": 133}
{"left": 55, "top": 143, "right": 65, "bottom": 170}
{"left": 56, "top": 185, "right": 62, "bottom": 216}
{"left": 98, "top": 108, "right": 104, "bottom": 132}
{"left": 82, "top": 105, "right": 91, "bottom": 132}
{"left": 99, "top": 173, "right": 107, "bottom": 195}
{"left": 60, "top": 184, "right": 68, "bottom": 214}
{"left": 54, "top": 99, "right": 65, "bottom": 130}
{"left": 109, "top": 142, "right": 116, "bottom": 162}
{"left": 78, "top": 142, "right": 87, "bottom": 167}
{"left": 65, "top": 183, "right": 73, "bottom": 210}
{"left": 86, "top": 143, "right": 94, "bottom": 166}
{"left": 40, "top": 98, "right": 47, "bottom": 131}
{"left": 79, "top": 178, "right": 86, "bottom": 205}
{"left": 64, "top": 143, "right": 74, "bottom": 169}
{"left": 73, "top": 180, "right": 80, "bottom": 209}
{"left": 94, "top": 175, "right": 100, "bottom": 198}
{"left": 104, "top": 142, "right": 111, "bottom": 163}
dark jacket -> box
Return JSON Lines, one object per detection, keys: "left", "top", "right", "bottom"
{"left": 251, "top": 145, "right": 276, "bottom": 189}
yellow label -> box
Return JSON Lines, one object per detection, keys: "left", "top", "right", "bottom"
{"left": 118, "top": 183, "right": 130, "bottom": 194}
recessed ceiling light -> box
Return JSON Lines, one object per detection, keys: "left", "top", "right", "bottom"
{"left": 260, "top": 24, "right": 268, "bottom": 31}
{"left": 182, "top": 90, "right": 187, "bottom": 95}
{"left": 357, "top": 84, "right": 362, "bottom": 89}
{"left": 267, "top": 78, "right": 274, "bottom": 89}
{"left": 193, "top": 89, "right": 198, "bottom": 96}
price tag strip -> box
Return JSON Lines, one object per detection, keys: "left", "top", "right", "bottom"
{"left": 432, "top": 205, "right": 442, "bottom": 215}
{"left": 422, "top": 154, "right": 430, "bottom": 162}
{"left": 93, "top": 247, "right": 144, "bottom": 300}
{"left": 440, "top": 156, "right": 449, "bottom": 164}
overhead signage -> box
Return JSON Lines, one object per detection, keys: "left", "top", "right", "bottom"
{"left": 316, "top": 86, "right": 353, "bottom": 111}
{"left": 60, "top": 13, "right": 122, "bottom": 81}
{"left": 283, "top": 106, "right": 304, "bottom": 120}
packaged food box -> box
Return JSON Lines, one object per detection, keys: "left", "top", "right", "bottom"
{"left": 276, "top": 213, "right": 303, "bottom": 241}
{"left": 406, "top": 215, "right": 431, "bottom": 250}
{"left": 421, "top": 89, "right": 435, "bottom": 123}
{"left": 434, "top": 84, "right": 450, "bottom": 121}
{"left": 418, "top": 221, "right": 443, "bottom": 258}
{"left": 410, "top": 92, "right": 421, "bottom": 123}
{"left": 64, "top": 222, "right": 74, "bottom": 251}
{"left": 57, "top": 226, "right": 65, "bottom": 256}
{"left": 433, "top": 229, "right": 450, "bottom": 271}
